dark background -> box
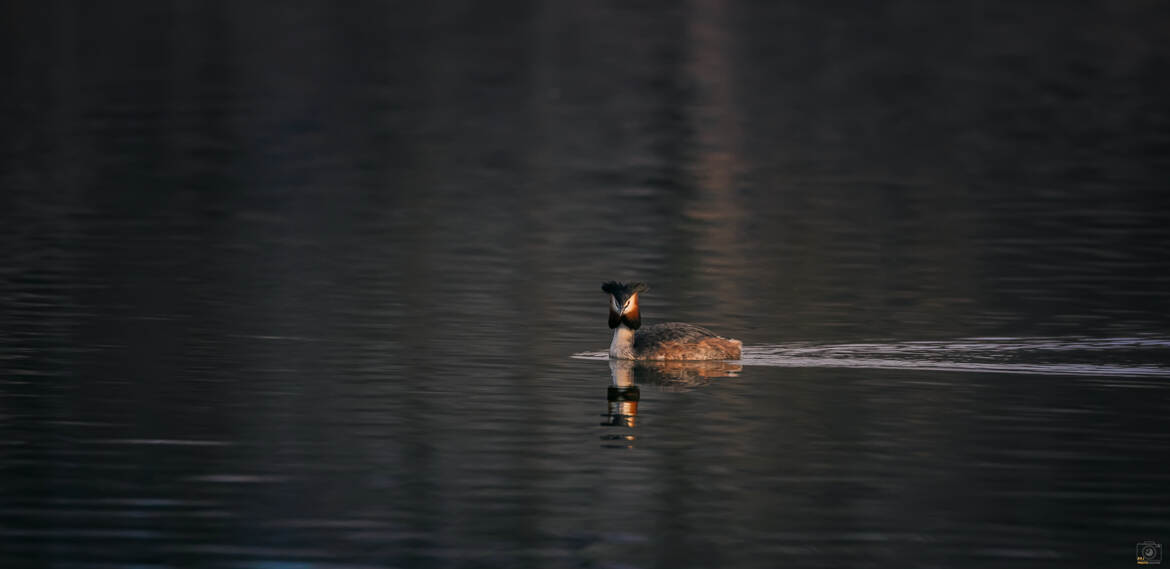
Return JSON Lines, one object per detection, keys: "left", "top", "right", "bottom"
{"left": 2, "top": 1, "right": 1169, "bottom": 568}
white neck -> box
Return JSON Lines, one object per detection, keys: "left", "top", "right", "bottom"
{"left": 609, "top": 324, "right": 637, "bottom": 360}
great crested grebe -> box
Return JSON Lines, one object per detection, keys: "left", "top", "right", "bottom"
{"left": 603, "top": 281, "right": 742, "bottom": 360}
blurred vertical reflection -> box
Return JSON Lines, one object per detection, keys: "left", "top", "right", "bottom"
{"left": 684, "top": 0, "right": 750, "bottom": 314}
{"left": 601, "top": 358, "right": 745, "bottom": 447}
{"left": 602, "top": 360, "right": 640, "bottom": 445}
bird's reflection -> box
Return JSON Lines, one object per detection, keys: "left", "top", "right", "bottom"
{"left": 601, "top": 359, "right": 742, "bottom": 448}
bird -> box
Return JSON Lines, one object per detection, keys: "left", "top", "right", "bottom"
{"left": 602, "top": 281, "right": 742, "bottom": 360}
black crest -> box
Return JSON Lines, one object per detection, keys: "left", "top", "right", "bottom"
{"left": 603, "top": 281, "right": 648, "bottom": 329}
{"left": 601, "top": 281, "right": 649, "bottom": 303}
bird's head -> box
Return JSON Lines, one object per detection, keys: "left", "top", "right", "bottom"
{"left": 601, "top": 281, "right": 648, "bottom": 330}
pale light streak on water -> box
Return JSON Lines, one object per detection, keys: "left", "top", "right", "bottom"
{"left": 579, "top": 337, "right": 1170, "bottom": 378}
{"left": 742, "top": 337, "right": 1170, "bottom": 380}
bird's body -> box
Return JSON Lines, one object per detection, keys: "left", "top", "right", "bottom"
{"left": 603, "top": 281, "right": 742, "bottom": 361}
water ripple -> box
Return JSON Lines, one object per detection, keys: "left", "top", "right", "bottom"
{"left": 576, "top": 337, "right": 1170, "bottom": 378}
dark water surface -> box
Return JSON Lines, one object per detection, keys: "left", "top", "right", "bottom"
{"left": 4, "top": 2, "right": 1170, "bottom": 568}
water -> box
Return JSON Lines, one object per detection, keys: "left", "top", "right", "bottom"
{"left": 579, "top": 337, "right": 1170, "bottom": 378}
{"left": 3, "top": 1, "right": 1170, "bottom": 567}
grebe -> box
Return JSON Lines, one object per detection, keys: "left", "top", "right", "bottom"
{"left": 603, "top": 281, "right": 742, "bottom": 360}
